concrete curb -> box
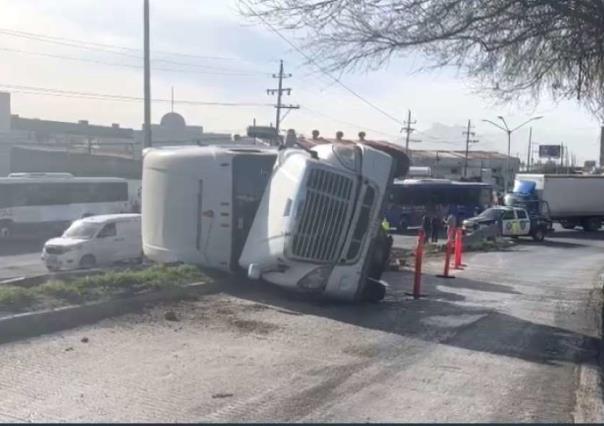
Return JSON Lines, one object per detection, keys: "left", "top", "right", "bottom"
{"left": 0, "top": 280, "right": 222, "bottom": 345}
{"left": 573, "top": 271, "right": 604, "bottom": 423}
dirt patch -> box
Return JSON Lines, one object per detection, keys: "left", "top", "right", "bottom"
{"left": 341, "top": 344, "right": 379, "bottom": 359}
{"left": 228, "top": 319, "right": 279, "bottom": 335}
{"left": 239, "top": 303, "right": 270, "bottom": 313}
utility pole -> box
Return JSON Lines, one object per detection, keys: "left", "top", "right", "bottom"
{"left": 267, "top": 60, "right": 298, "bottom": 144}
{"left": 526, "top": 127, "right": 532, "bottom": 172}
{"left": 401, "top": 110, "right": 416, "bottom": 152}
{"left": 143, "top": 0, "right": 152, "bottom": 148}
{"left": 462, "top": 119, "right": 479, "bottom": 178}
{"left": 401, "top": 110, "right": 421, "bottom": 156}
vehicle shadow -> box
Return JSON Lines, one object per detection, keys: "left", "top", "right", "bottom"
{"left": 549, "top": 230, "right": 604, "bottom": 241}
{"left": 217, "top": 271, "right": 600, "bottom": 368}
{"left": 517, "top": 239, "right": 587, "bottom": 249}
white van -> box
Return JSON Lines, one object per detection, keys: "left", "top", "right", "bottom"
{"left": 42, "top": 214, "right": 142, "bottom": 271}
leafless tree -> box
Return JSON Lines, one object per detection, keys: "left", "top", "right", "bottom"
{"left": 242, "top": 0, "right": 604, "bottom": 119}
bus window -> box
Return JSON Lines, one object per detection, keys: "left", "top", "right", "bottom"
{"left": 0, "top": 178, "right": 130, "bottom": 239}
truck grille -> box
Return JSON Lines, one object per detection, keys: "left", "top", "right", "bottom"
{"left": 291, "top": 168, "right": 355, "bottom": 262}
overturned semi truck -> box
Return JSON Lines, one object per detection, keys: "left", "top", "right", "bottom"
{"left": 141, "top": 138, "right": 409, "bottom": 302}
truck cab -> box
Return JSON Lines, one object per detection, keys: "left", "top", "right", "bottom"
{"left": 142, "top": 142, "right": 399, "bottom": 302}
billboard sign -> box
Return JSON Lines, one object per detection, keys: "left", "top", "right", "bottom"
{"left": 539, "top": 145, "right": 561, "bottom": 158}
{"left": 247, "top": 125, "right": 278, "bottom": 140}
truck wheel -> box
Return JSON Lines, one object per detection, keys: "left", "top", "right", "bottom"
{"left": 531, "top": 227, "right": 546, "bottom": 242}
{"left": 582, "top": 218, "right": 601, "bottom": 232}
{"left": 560, "top": 220, "right": 576, "bottom": 230}
{"left": 361, "top": 279, "right": 387, "bottom": 302}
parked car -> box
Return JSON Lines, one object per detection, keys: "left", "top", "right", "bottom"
{"left": 462, "top": 206, "right": 551, "bottom": 242}
{"left": 41, "top": 214, "right": 142, "bottom": 271}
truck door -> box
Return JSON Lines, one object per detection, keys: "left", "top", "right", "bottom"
{"left": 501, "top": 209, "right": 517, "bottom": 236}
{"left": 231, "top": 154, "right": 277, "bottom": 269}
{"left": 515, "top": 209, "right": 531, "bottom": 235}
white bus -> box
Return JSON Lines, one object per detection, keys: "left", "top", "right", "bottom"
{"left": 0, "top": 173, "right": 130, "bottom": 239}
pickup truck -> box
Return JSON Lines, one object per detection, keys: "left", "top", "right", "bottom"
{"left": 462, "top": 206, "right": 552, "bottom": 242}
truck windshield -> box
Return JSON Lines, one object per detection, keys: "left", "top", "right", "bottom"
{"left": 513, "top": 180, "right": 536, "bottom": 194}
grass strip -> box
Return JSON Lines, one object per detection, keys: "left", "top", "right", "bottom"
{"left": 0, "top": 264, "right": 207, "bottom": 313}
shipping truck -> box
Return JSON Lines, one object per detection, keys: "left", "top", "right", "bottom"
{"left": 504, "top": 173, "right": 604, "bottom": 231}
{"left": 142, "top": 141, "right": 404, "bottom": 302}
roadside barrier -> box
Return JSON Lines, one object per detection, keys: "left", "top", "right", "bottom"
{"left": 437, "top": 228, "right": 456, "bottom": 279}
{"left": 412, "top": 229, "right": 426, "bottom": 299}
{"left": 453, "top": 228, "right": 465, "bottom": 270}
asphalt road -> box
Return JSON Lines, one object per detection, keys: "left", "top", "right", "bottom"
{"left": 0, "top": 239, "right": 47, "bottom": 281}
{"left": 0, "top": 229, "right": 603, "bottom": 422}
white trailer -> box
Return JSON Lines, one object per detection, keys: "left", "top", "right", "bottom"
{"left": 142, "top": 145, "right": 277, "bottom": 270}
{"left": 508, "top": 174, "right": 604, "bottom": 231}
{"left": 142, "top": 143, "right": 397, "bottom": 302}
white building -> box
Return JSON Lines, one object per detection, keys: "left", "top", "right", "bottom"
{"left": 0, "top": 91, "right": 246, "bottom": 176}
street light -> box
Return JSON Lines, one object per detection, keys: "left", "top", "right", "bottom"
{"left": 481, "top": 115, "right": 543, "bottom": 192}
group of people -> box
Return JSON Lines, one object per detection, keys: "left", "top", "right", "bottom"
{"left": 421, "top": 208, "right": 458, "bottom": 243}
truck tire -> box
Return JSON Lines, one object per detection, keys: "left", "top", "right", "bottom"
{"left": 581, "top": 217, "right": 601, "bottom": 232}
{"left": 361, "top": 279, "right": 387, "bottom": 303}
{"left": 560, "top": 220, "right": 576, "bottom": 230}
{"left": 531, "top": 227, "right": 546, "bottom": 242}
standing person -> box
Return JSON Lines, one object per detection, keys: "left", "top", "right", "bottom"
{"left": 430, "top": 208, "right": 441, "bottom": 243}
{"left": 421, "top": 211, "right": 432, "bottom": 240}
{"left": 446, "top": 210, "right": 457, "bottom": 241}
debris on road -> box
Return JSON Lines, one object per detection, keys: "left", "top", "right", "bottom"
{"left": 80, "top": 337, "right": 89, "bottom": 343}
{"left": 164, "top": 310, "right": 179, "bottom": 322}
{"left": 212, "top": 393, "right": 234, "bottom": 399}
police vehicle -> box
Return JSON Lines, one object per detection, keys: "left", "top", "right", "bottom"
{"left": 462, "top": 206, "right": 552, "bottom": 242}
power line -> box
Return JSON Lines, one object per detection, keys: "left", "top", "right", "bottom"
{"left": 240, "top": 0, "right": 405, "bottom": 127}
{"left": 0, "top": 46, "right": 270, "bottom": 77}
{"left": 0, "top": 28, "right": 271, "bottom": 75}
{"left": 300, "top": 106, "right": 399, "bottom": 140}
{"left": 0, "top": 83, "right": 273, "bottom": 107}
{"left": 0, "top": 27, "right": 238, "bottom": 62}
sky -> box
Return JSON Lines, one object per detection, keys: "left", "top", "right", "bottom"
{"left": 0, "top": 0, "right": 601, "bottom": 163}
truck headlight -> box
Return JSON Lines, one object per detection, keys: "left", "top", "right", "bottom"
{"left": 298, "top": 266, "right": 332, "bottom": 290}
